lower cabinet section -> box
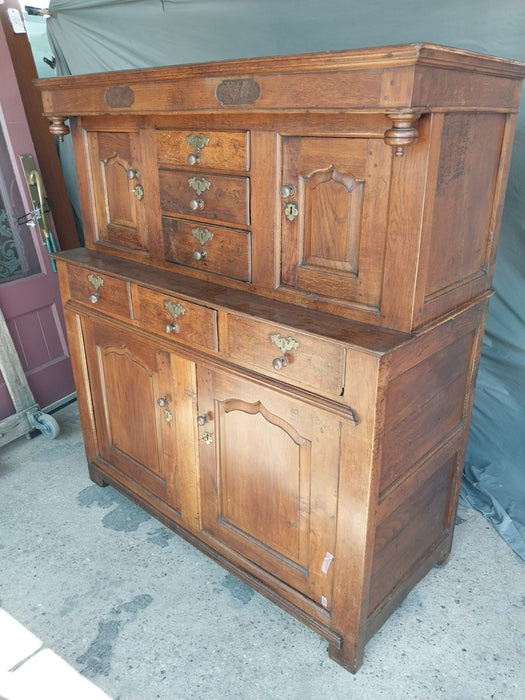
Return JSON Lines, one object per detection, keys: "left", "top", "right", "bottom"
{"left": 59, "top": 257, "right": 488, "bottom": 673}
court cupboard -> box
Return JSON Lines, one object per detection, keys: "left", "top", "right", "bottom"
{"left": 37, "top": 43, "right": 525, "bottom": 671}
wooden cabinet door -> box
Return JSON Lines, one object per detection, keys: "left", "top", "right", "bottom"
{"left": 197, "top": 367, "right": 342, "bottom": 610}
{"left": 279, "top": 136, "right": 392, "bottom": 312}
{"left": 82, "top": 317, "right": 199, "bottom": 525}
{"left": 83, "top": 127, "right": 149, "bottom": 254}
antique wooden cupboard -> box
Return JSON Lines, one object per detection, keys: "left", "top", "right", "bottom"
{"left": 37, "top": 43, "right": 525, "bottom": 672}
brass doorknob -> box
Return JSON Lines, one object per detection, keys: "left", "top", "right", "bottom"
{"left": 280, "top": 184, "right": 296, "bottom": 198}
{"left": 197, "top": 414, "right": 210, "bottom": 426}
{"left": 157, "top": 396, "right": 169, "bottom": 407}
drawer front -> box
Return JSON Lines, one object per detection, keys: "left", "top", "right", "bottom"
{"left": 132, "top": 285, "right": 217, "bottom": 352}
{"left": 156, "top": 130, "right": 248, "bottom": 171}
{"left": 162, "top": 218, "right": 251, "bottom": 282}
{"left": 220, "top": 314, "right": 346, "bottom": 397}
{"left": 67, "top": 266, "right": 131, "bottom": 319}
{"left": 159, "top": 170, "right": 250, "bottom": 226}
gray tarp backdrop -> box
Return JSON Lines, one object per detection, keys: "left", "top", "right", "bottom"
{"left": 43, "top": 0, "right": 525, "bottom": 558}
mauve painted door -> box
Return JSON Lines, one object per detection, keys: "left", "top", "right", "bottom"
{"left": 0, "top": 18, "right": 74, "bottom": 420}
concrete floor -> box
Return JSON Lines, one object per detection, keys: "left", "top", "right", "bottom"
{"left": 0, "top": 401, "right": 524, "bottom": 700}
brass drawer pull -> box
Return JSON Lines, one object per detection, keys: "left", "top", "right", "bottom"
{"left": 87, "top": 273, "right": 103, "bottom": 303}
{"left": 193, "top": 249, "right": 207, "bottom": 261}
{"left": 190, "top": 198, "right": 205, "bottom": 211}
{"left": 187, "top": 153, "right": 201, "bottom": 166}
{"left": 164, "top": 299, "right": 185, "bottom": 334}
{"left": 272, "top": 356, "right": 289, "bottom": 371}
{"left": 188, "top": 176, "right": 211, "bottom": 196}
{"left": 186, "top": 132, "right": 209, "bottom": 156}
{"left": 270, "top": 333, "right": 299, "bottom": 354}
{"left": 157, "top": 396, "right": 169, "bottom": 407}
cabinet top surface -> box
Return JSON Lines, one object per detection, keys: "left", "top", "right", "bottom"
{"left": 37, "top": 43, "right": 525, "bottom": 86}
{"left": 55, "top": 248, "right": 415, "bottom": 354}
{"left": 36, "top": 42, "right": 525, "bottom": 116}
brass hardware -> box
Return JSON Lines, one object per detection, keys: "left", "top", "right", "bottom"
{"left": 131, "top": 184, "right": 144, "bottom": 200}
{"left": 190, "top": 198, "right": 205, "bottom": 211}
{"left": 272, "top": 356, "right": 289, "bottom": 371}
{"left": 280, "top": 184, "right": 296, "bottom": 198}
{"left": 87, "top": 273, "right": 104, "bottom": 303}
{"left": 284, "top": 202, "right": 299, "bottom": 222}
{"left": 20, "top": 154, "right": 52, "bottom": 245}
{"left": 187, "top": 153, "right": 201, "bottom": 166}
{"left": 157, "top": 396, "right": 169, "bottom": 407}
{"left": 270, "top": 333, "right": 299, "bottom": 354}
{"left": 188, "top": 176, "right": 211, "bottom": 196}
{"left": 164, "top": 300, "right": 185, "bottom": 334}
{"left": 164, "top": 409, "right": 173, "bottom": 424}
{"left": 193, "top": 250, "right": 207, "bottom": 261}
{"left": 384, "top": 112, "right": 420, "bottom": 156}
{"left": 201, "top": 432, "right": 214, "bottom": 445}
{"left": 126, "top": 168, "right": 140, "bottom": 180}
{"left": 197, "top": 414, "right": 210, "bottom": 426}
{"left": 191, "top": 227, "right": 213, "bottom": 246}
{"left": 186, "top": 133, "right": 210, "bottom": 155}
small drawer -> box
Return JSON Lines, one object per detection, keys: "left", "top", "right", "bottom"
{"left": 132, "top": 285, "right": 217, "bottom": 352}
{"left": 67, "top": 267, "right": 131, "bottom": 319}
{"left": 156, "top": 130, "right": 248, "bottom": 171}
{"left": 162, "top": 218, "right": 251, "bottom": 282}
{"left": 220, "top": 314, "right": 346, "bottom": 398}
{"left": 159, "top": 170, "right": 249, "bottom": 227}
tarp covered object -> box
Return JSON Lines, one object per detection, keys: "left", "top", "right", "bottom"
{"left": 45, "top": 0, "right": 525, "bottom": 558}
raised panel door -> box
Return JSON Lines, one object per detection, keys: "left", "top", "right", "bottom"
{"left": 279, "top": 136, "right": 392, "bottom": 312}
{"left": 197, "top": 366, "right": 342, "bottom": 610}
{"left": 85, "top": 129, "right": 149, "bottom": 253}
{"left": 82, "top": 317, "right": 199, "bottom": 524}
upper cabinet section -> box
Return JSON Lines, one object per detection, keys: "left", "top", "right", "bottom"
{"left": 36, "top": 43, "right": 525, "bottom": 332}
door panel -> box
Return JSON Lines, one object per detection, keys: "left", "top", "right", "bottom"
{"left": 0, "top": 23, "right": 74, "bottom": 420}
{"left": 82, "top": 317, "right": 198, "bottom": 521}
{"left": 198, "top": 367, "right": 341, "bottom": 610}
{"left": 280, "top": 136, "right": 392, "bottom": 310}
{"left": 86, "top": 129, "right": 149, "bottom": 252}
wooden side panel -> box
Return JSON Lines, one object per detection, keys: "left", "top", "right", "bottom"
{"left": 369, "top": 442, "right": 460, "bottom": 614}
{"left": 414, "top": 112, "right": 512, "bottom": 326}
{"left": 368, "top": 298, "right": 489, "bottom": 632}
{"left": 380, "top": 333, "right": 474, "bottom": 493}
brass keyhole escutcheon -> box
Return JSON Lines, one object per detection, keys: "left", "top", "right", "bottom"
{"left": 284, "top": 202, "right": 299, "bottom": 222}
{"left": 131, "top": 184, "right": 144, "bottom": 200}
{"left": 201, "top": 432, "right": 214, "bottom": 445}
